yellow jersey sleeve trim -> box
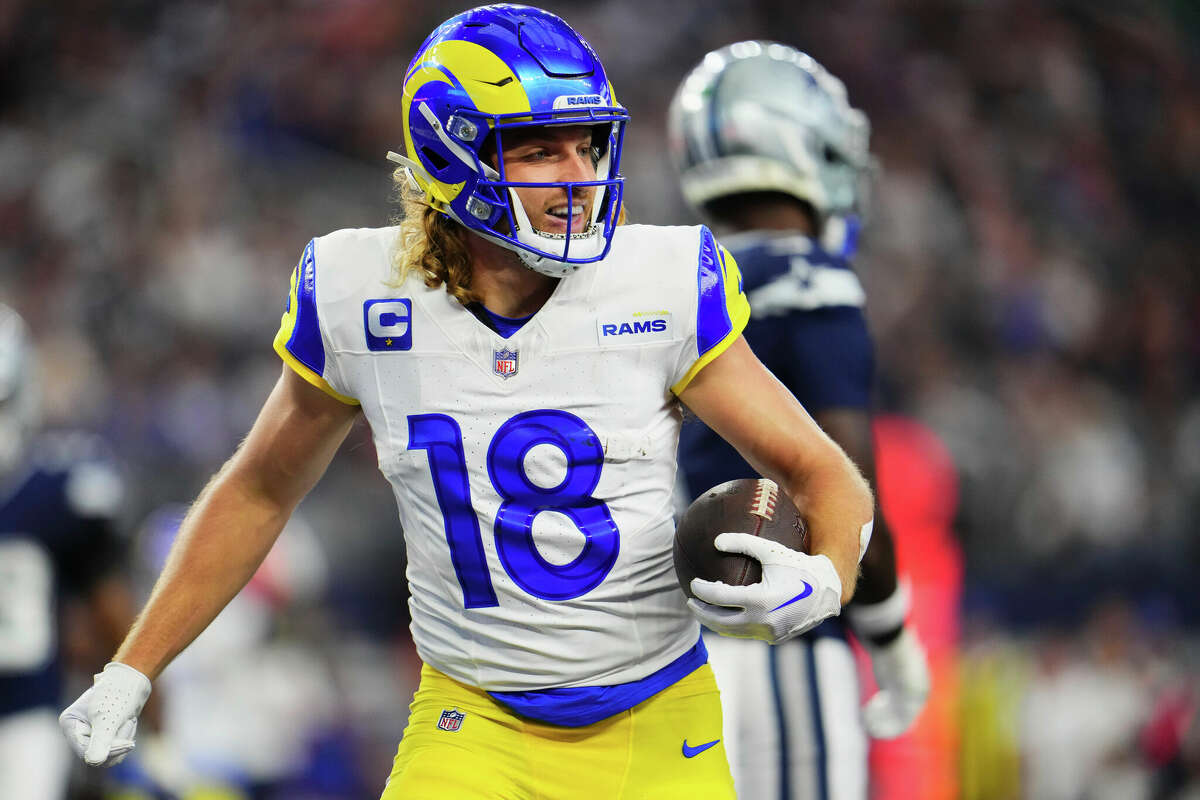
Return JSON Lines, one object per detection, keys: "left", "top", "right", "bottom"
{"left": 671, "top": 244, "right": 751, "bottom": 395}
{"left": 273, "top": 334, "right": 360, "bottom": 406}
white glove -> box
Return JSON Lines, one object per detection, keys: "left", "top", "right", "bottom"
{"left": 861, "top": 627, "right": 930, "bottom": 739}
{"left": 687, "top": 532, "right": 843, "bottom": 644}
{"left": 59, "top": 661, "right": 152, "bottom": 767}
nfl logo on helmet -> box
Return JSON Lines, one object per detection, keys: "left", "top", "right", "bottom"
{"left": 494, "top": 347, "right": 519, "bottom": 379}
{"left": 437, "top": 708, "right": 466, "bottom": 732}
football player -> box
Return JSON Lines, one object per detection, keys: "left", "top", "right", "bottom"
{"left": 0, "top": 303, "right": 138, "bottom": 800}
{"left": 669, "top": 42, "right": 932, "bottom": 800}
{"left": 59, "top": 7, "right": 874, "bottom": 798}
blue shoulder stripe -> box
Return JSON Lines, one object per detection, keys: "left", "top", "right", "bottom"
{"left": 286, "top": 239, "right": 325, "bottom": 376}
{"left": 696, "top": 226, "right": 734, "bottom": 357}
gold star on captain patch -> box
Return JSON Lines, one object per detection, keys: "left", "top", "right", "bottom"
{"left": 386, "top": 338, "right": 393, "bottom": 347}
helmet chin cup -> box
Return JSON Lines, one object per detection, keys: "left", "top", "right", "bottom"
{"left": 513, "top": 227, "right": 607, "bottom": 277}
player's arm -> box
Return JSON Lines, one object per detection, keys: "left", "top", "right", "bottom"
{"left": 61, "top": 366, "right": 358, "bottom": 766}
{"left": 678, "top": 337, "right": 872, "bottom": 605}
{"left": 58, "top": 466, "right": 166, "bottom": 730}
{"left": 117, "top": 366, "right": 357, "bottom": 677}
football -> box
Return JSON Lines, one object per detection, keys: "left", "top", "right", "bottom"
{"left": 673, "top": 478, "right": 809, "bottom": 600}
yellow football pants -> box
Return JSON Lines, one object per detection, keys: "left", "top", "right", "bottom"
{"left": 381, "top": 662, "right": 736, "bottom": 800}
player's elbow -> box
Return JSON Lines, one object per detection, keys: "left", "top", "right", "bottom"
{"left": 844, "top": 456, "right": 875, "bottom": 520}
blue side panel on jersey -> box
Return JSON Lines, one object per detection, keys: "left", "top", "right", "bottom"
{"left": 286, "top": 239, "right": 326, "bottom": 375}
{"left": 489, "top": 636, "right": 708, "bottom": 727}
{"left": 695, "top": 226, "right": 734, "bottom": 357}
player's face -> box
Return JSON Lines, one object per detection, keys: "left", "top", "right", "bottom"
{"left": 499, "top": 126, "right": 597, "bottom": 236}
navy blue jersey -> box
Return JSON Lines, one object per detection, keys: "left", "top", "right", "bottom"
{"left": 679, "top": 232, "right": 875, "bottom": 498}
{"left": 0, "top": 434, "right": 125, "bottom": 714}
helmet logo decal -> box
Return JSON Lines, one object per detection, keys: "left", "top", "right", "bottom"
{"left": 552, "top": 94, "right": 603, "bottom": 109}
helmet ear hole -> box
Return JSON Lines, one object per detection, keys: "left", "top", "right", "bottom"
{"left": 590, "top": 124, "right": 612, "bottom": 158}
{"left": 420, "top": 146, "right": 451, "bottom": 173}
{"left": 479, "top": 131, "right": 499, "bottom": 172}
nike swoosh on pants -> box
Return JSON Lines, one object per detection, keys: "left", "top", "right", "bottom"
{"left": 682, "top": 739, "right": 720, "bottom": 758}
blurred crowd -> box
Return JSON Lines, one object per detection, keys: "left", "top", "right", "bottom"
{"left": 2, "top": 0, "right": 1198, "bottom": 798}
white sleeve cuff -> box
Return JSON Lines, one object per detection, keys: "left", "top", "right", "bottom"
{"left": 858, "top": 518, "right": 874, "bottom": 563}
{"left": 845, "top": 579, "right": 910, "bottom": 638}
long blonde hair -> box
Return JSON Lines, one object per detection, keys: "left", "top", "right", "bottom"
{"left": 392, "top": 175, "right": 478, "bottom": 306}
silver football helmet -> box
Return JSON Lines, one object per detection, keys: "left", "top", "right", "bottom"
{"left": 668, "top": 41, "right": 873, "bottom": 233}
{"left": 0, "top": 304, "right": 39, "bottom": 477}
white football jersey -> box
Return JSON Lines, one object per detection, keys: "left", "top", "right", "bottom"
{"left": 273, "top": 223, "right": 748, "bottom": 691}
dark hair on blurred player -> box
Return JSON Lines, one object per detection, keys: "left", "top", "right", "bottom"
{"left": 669, "top": 41, "right": 930, "bottom": 800}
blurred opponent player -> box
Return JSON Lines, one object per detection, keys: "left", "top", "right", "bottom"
{"left": 59, "top": 7, "right": 875, "bottom": 799}
{"left": 0, "top": 303, "right": 136, "bottom": 800}
{"left": 669, "top": 42, "right": 931, "bottom": 800}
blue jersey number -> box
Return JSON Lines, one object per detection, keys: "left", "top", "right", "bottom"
{"left": 408, "top": 411, "right": 620, "bottom": 608}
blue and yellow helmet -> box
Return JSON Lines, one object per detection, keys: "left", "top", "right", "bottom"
{"left": 390, "top": 4, "right": 629, "bottom": 276}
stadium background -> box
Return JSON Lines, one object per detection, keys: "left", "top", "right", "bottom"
{"left": 2, "top": 1, "right": 1198, "bottom": 797}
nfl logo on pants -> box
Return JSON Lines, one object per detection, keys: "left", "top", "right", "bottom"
{"left": 437, "top": 708, "right": 465, "bottom": 732}
{"left": 494, "top": 347, "right": 519, "bottom": 379}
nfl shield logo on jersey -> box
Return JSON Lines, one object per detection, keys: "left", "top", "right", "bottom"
{"left": 437, "top": 708, "right": 466, "bottom": 732}
{"left": 493, "top": 347, "right": 519, "bottom": 379}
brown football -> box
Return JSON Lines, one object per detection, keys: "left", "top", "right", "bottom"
{"left": 673, "top": 478, "right": 809, "bottom": 599}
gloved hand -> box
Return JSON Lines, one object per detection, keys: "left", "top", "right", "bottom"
{"left": 861, "top": 627, "right": 930, "bottom": 739}
{"left": 687, "top": 532, "right": 843, "bottom": 644}
{"left": 59, "top": 661, "right": 152, "bottom": 767}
